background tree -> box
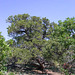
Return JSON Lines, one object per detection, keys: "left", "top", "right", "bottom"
{"left": 51, "top": 18, "right": 75, "bottom": 62}
{"left": 52, "top": 18, "right": 75, "bottom": 49}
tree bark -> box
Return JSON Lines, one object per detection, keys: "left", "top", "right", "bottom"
{"left": 36, "top": 58, "right": 45, "bottom": 71}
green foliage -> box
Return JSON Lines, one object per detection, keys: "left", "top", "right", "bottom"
{"left": 6, "top": 13, "right": 75, "bottom": 70}
{"left": 60, "top": 67, "right": 69, "bottom": 75}
{"left": 52, "top": 17, "right": 75, "bottom": 48}
{"left": 0, "top": 71, "right": 4, "bottom": 75}
{"left": 7, "top": 14, "right": 53, "bottom": 42}
{"left": 10, "top": 47, "right": 32, "bottom": 63}
{"left": 8, "top": 72, "right": 15, "bottom": 75}
{"left": 0, "top": 32, "right": 10, "bottom": 71}
{"left": 43, "top": 39, "right": 65, "bottom": 63}
{"left": 7, "top": 14, "right": 52, "bottom": 63}
{"left": 6, "top": 39, "right": 14, "bottom": 46}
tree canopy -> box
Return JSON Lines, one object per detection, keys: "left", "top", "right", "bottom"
{"left": 6, "top": 14, "right": 75, "bottom": 65}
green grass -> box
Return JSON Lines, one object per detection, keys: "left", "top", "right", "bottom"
{"left": 8, "top": 72, "right": 15, "bottom": 75}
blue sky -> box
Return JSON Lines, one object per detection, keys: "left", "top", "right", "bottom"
{"left": 0, "top": 0, "right": 75, "bottom": 40}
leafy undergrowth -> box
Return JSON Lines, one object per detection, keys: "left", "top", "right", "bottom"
{"left": 6, "top": 64, "right": 63, "bottom": 75}
{"left": 2, "top": 60, "right": 74, "bottom": 75}
{"left": 5, "top": 63, "right": 75, "bottom": 75}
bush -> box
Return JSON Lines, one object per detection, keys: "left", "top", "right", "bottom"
{"left": 0, "top": 32, "right": 9, "bottom": 71}
{"left": 0, "top": 71, "right": 4, "bottom": 75}
{"left": 8, "top": 72, "right": 15, "bottom": 75}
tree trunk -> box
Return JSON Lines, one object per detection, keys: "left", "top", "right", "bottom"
{"left": 31, "top": 58, "right": 45, "bottom": 71}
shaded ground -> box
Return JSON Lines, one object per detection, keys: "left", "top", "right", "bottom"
{"left": 32, "top": 69, "right": 63, "bottom": 75}
{"left": 6, "top": 59, "right": 75, "bottom": 75}
{"left": 6, "top": 69, "right": 63, "bottom": 75}
{"left": 7, "top": 63, "right": 63, "bottom": 75}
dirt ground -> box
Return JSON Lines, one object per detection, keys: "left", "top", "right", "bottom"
{"left": 32, "top": 69, "right": 64, "bottom": 75}
{"left": 5, "top": 70, "right": 64, "bottom": 75}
